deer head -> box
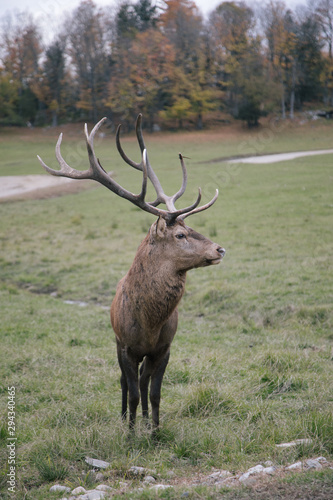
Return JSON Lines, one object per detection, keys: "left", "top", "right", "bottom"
{"left": 149, "top": 217, "right": 225, "bottom": 272}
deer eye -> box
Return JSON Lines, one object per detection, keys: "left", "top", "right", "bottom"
{"left": 176, "top": 233, "right": 186, "bottom": 240}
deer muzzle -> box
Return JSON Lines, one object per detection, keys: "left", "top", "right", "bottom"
{"left": 218, "top": 247, "right": 226, "bottom": 258}
{"left": 206, "top": 246, "right": 226, "bottom": 266}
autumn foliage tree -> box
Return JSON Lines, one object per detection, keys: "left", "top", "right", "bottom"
{"left": 32, "top": 39, "right": 67, "bottom": 126}
{"left": 261, "top": 1, "right": 296, "bottom": 118}
{"left": 208, "top": 1, "right": 272, "bottom": 125}
{"left": 158, "top": 0, "right": 219, "bottom": 128}
{"left": 0, "top": 0, "right": 332, "bottom": 128}
{"left": 0, "top": 13, "right": 41, "bottom": 123}
{"left": 309, "top": 0, "right": 333, "bottom": 104}
{"left": 65, "top": 0, "right": 112, "bottom": 122}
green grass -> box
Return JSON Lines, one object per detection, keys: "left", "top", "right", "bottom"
{"left": 1, "top": 115, "right": 333, "bottom": 177}
{"left": 0, "top": 118, "right": 332, "bottom": 499}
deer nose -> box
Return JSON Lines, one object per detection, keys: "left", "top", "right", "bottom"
{"left": 217, "top": 247, "right": 226, "bottom": 257}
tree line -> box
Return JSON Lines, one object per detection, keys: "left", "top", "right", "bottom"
{"left": 0, "top": 0, "right": 332, "bottom": 129}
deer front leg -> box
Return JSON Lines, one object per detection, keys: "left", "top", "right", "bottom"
{"left": 116, "top": 341, "right": 128, "bottom": 421}
{"left": 121, "top": 347, "right": 140, "bottom": 429}
{"left": 150, "top": 347, "right": 170, "bottom": 429}
{"left": 139, "top": 358, "right": 151, "bottom": 422}
{"left": 120, "top": 372, "right": 128, "bottom": 421}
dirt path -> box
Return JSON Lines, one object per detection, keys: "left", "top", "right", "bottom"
{"left": 0, "top": 175, "right": 94, "bottom": 202}
{"left": 228, "top": 148, "right": 333, "bottom": 164}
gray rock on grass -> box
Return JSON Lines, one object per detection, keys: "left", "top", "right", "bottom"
{"left": 85, "top": 457, "right": 110, "bottom": 469}
{"left": 50, "top": 485, "right": 71, "bottom": 493}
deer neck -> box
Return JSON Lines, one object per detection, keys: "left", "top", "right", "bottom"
{"left": 124, "top": 237, "right": 186, "bottom": 328}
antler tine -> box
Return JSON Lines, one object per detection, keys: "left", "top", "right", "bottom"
{"left": 116, "top": 115, "right": 168, "bottom": 207}
{"left": 85, "top": 117, "right": 107, "bottom": 150}
{"left": 116, "top": 115, "right": 191, "bottom": 212}
{"left": 37, "top": 134, "right": 64, "bottom": 177}
{"left": 115, "top": 114, "right": 150, "bottom": 171}
{"left": 38, "top": 132, "right": 91, "bottom": 179}
{"left": 116, "top": 123, "right": 141, "bottom": 171}
{"left": 167, "top": 188, "right": 202, "bottom": 222}
{"left": 135, "top": 113, "right": 146, "bottom": 152}
{"left": 177, "top": 189, "right": 219, "bottom": 221}
{"left": 37, "top": 117, "right": 108, "bottom": 180}
{"left": 140, "top": 149, "right": 148, "bottom": 202}
{"left": 84, "top": 117, "right": 111, "bottom": 178}
{"left": 171, "top": 153, "right": 188, "bottom": 204}
{"left": 84, "top": 119, "right": 152, "bottom": 209}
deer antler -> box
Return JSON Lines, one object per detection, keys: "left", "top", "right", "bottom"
{"left": 38, "top": 116, "right": 218, "bottom": 223}
{"left": 116, "top": 114, "right": 188, "bottom": 211}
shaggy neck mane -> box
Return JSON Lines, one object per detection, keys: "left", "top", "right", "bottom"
{"left": 124, "top": 234, "right": 186, "bottom": 331}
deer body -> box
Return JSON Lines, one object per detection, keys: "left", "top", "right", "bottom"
{"left": 38, "top": 115, "right": 225, "bottom": 430}
{"left": 110, "top": 218, "right": 224, "bottom": 428}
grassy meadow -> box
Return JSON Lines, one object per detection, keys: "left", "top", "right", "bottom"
{"left": 0, "top": 117, "right": 333, "bottom": 498}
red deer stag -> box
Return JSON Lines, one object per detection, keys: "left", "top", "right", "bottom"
{"left": 38, "top": 115, "right": 225, "bottom": 430}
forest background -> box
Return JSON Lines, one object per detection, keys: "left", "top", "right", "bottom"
{"left": 1, "top": 0, "right": 333, "bottom": 131}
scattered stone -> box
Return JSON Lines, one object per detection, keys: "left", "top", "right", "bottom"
{"left": 238, "top": 472, "right": 253, "bottom": 483}
{"left": 85, "top": 457, "right": 110, "bottom": 469}
{"left": 150, "top": 484, "right": 173, "bottom": 491}
{"left": 276, "top": 439, "right": 312, "bottom": 448}
{"left": 50, "top": 485, "right": 71, "bottom": 493}
{"left": 248, "top": 465, "right": 265, "bottom": 474}
{"left": 286, "top": 461, "right": 303, "bottom": 471}
{"left": 238, "top": 464, "right": 266, "bottom": 485}
{"left": 96, "top": 484, "right": 113, "bottom": 492}
{"left": 239, "top": 475, "right": 257, "bottom": 486}
{"left": 263, "top": 466, "right": 277, "bottom": 475}
{"left": 72, "top": 486, "right": 87, "bottom": 495}
{"left": 79, "top": 490, "right": 105, "bottom": 500}
{"left": 128, "top": 466, "right": 146, "bottom": 475}
{"left": 305, "top": 459, "right": 322, "bottom": 470}
{"left": 143, "top": 475, "right": 156, "bottom": 484}
{"left": 95, "top": 473, "right": 105, "bottom": 482}
{"left": 216, "top": 476, "right": 238, "bottom": 488}
{"left": 64, "top": 299, "right": 88, "bottom": 307}
{"left": 128, "top": 466, "right": 156, "bottom": 476}
{"left": 208, "top": 470, "right": 232, "bottom": 481}
{"left": 58, "top": 456, "right": 330, "bottom": 499}
{"left": 276, "top": 442, "right": 294, "bottom": 448}
{"left": 238, "top": 474, "right": 252, "bottom": 483}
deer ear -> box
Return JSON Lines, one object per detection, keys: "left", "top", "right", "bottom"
{"left": 153, "top": 216, "right": 167, "bottom": 239}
